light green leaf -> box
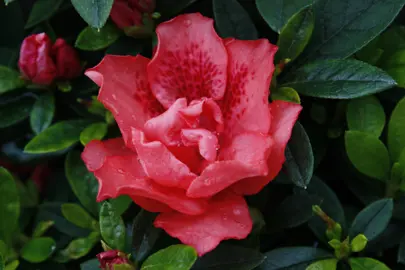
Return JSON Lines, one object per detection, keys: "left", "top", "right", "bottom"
{"left": 21, "top": 237, "right": 56, "bottom": 263}
{"left": 33, "top": 220, "right": 54, "bottom": 237}
{"left": 349, "top": 257, "right": 390, "bottom": 270}
{"left": 4, "top": 260, "right": 19, "bottom": 270}
{"left": 0, "top": 66, "right": 25, "bottom": 94}
{"left": 380, "top": 49, "right": 405, "bottom": 88}
{"left": 141, "top": 245, "right": 197, "bottom": 270}
{"left": 306, "top": 259, "right": 337, "bottom": 270}
{"left": 25, "top": 0, "right": 63, "bottom": 29}
{"left": 30, "top": 93, "right": 55, "bottom": 135}
{"left": 71, "top": 0, "right": 114, "bottom": 29}
{"left": 62, "top": 203, "right": 98, "bottom": 231}
{"left": 388, "top": 96, "right": 405, "bottom": 161}
{"left": 0, "top": 168, "right": 19, "bottom": 245}
{"left": 100, "top": 201, "right": 126, "bottom": 251}
{"left": 272, "top": 87, "right": 301, "bottom": 104}
{"left": 0, "top": 97, "right": 34, "bottom": 128}
{"left": 80, "top": 122, "right": 108, "bottom": 146}
{"left": 76, "top": 22, "right": 121, "bottom": 51}
{"left": 351, "top": 234, "right": 368, "bottom": 252}
{"left": 54, "top": 232, "right": 100, "bottom": 262}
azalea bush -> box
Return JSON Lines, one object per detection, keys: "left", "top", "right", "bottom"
{"left": 2, "top": 0, "right": 405, "bottom": 269}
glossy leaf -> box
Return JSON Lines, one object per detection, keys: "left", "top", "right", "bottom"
{"left": 346, "top": 96, "right": 386, "bottom": 137}
{"left": 4, "top": 260, "right": 18, "bottom": 270}
{"left": 271, "top": 87, "right": 301, "bottom": 104}
{"left": 282, "top": 59, "right": 397, "bottom": 99}
{"left": 54, "top": 232, "right": 100, "bottom": 262}
{"left": 131, "top": 210, "right": 160, "bottom": 262}
{"left": 21, "top": 237, "right": 56, "bottom": 263}
{"left": 306, "top": 259, "right": 337, "bottom": 270}
{"left": 0, "top": 66, "right": 25, "bottom": 94}
{"left": 213, "top": 0, "right": 258, "bottom": 40}
{"left": 75, "top": 22, "right": 121, "bottom": 51}
{"left": 61, "top": 203, "right": 98, "bottom": 231}
{"left": 33, "top": 220, "right": 54, "bottom": 237}
{"left": 345, "top": 131, "right": 390, "bottom": 181}
{"left": 25, "top": 0, "right": 63, "bottom": 29}
{"left": 0, "top": 168, "right": 19, "bottom": 245}
{"left": 71, "top": 0, "right": 114, "bottom": 29}
{"left": 349, "top": 257, "right": 390, "bottom": 270}
{"left": 100, "top": 201, "right": 126, "bottom": 251}
{"left": 110, "top": 196, "right": 132, "bottom": 217}
{"left": 0, "top": 97, "right": 34, "bottom": 128}
{"left": 349, "top": 198, "right": 393, "bottom": 241}
{"left": 388, "top": 96, "right": 405, "bottom": 162}
{"left": 24, "top": 120, "right": 92, "bottom": 153}
{"left": 80, "top": 122, "right": 108, "bottom": 146}
{"left": 141, "top": 245, "right": 197, "bottom": 270}
{"left": 30, "top": 93, "right": 55, "bottom": 135}
{"left": 80, "top": 259, "right": 99, "bottom": 270}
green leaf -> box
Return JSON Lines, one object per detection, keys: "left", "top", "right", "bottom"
{"left": 80, "top": 122, "right": 108, "bottom": 146}
{"left": 388, "top": 96, "right": 405, "bottom": 162}
{"left": 193, "top": 244, "right": 265, "bottom": 270}
{"left": 100, "top": 201, "right": 126, "bottom": 251}
{"left": 54, "top": 232, "right": 100, "bottom": 262}
{"left": 141, "top": 245, "right": 197, "bottom": 270}
{"left": 61, "top": 203, "right": 98, "bottom": 231}
{"left": 398, "top": 236, "right": 405, "bottom": 265}
{"left": 4, "top": 260, "right": 18, "bottom": 270}
{"left": 271, "top": 87, "right": 301, "bottom": 104}
{"left": 21, "top": 237, "right": 56, "bottom": 263}
{"left": 19, "top": 180, "right": 39, "bottom": 208}
{"left": 33, "top": 220, "right": 54, "bottom": 237}
{"left": 25, "top": 0, "right": 63, "bottom": 29}
{"left": 284, "top": 122, "right": 314, "bottom": 188}
{"left": 259, "top": 247, "right": 333, "bottom": 270}
{"left": 275, "top": 7, "right": 314, "bottom": 63}
{"left": 30, "top": 93, "right": 55, "bottom": 135}
{"left": 0, "top": 252, "right": 4, "bottom": 270}
{"left": 0, "top": 168, "right": 19, "bottom": 244}
{"left": 349, "top": 198, "right": 393, "bottom": 241}
{"left": 80, "top": 259, "right": 100, "bottom": 270}
{"left": 110, "top": 196, "right": 132, "bottom": 217}
{"left": 256, "top": 0, "right": 309, "bottom": 33}
{"left": 0, "top": 66, "right": 25, "bottom": 95}
{"left": 281, "top": 59, "right": 397, "bottom": 99}
{"left": 306, "top": 259, "right": 337, "bottom": 270}
{"left": 75, "top": 22, "right": 121, "bottom": 51}
{"left": 213, "top": 0, "right": 258, "bottom": 40}
{"left": 349, "top": 257, "right": 390, "bottom": 270}
{"left": 380, "top": 49, "right": 405, "bottom": 88}
{"left": 351, "top": 234, "right": 368, "bottom": 252}
{"left": 65, "top": 150, "right": 99, "bottom": 216}
{"left": 345, "top": 131, "right": 390, "bottom": 181}
{"left": 71, "top": 0, "right": 114, "bottom": 29}
{"left": 24, "top": 120, "right": 92, "bottom": 153}
{"left": 346, "top": 96, "right": 386, "bottom": 137}
{"left": 299, "top": 0, "right": 405, "bottom": 62}
{"left": 0, "top": 96, "right": 34, "bottom": 128}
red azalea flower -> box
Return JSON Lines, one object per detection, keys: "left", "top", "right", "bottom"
{"left": 52, "top": 38, "right": 82, "bottom": 80}
{"left": 82, "top": 13, "right": 302, "bottom": 256}
{"left": 97, "top": 250, "right": 131, "bottom": 270}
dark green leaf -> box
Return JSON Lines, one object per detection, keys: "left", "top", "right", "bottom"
{"left": 0, "top": 66, "right": 25, "bottom": 94}
{"left": 0, "top": 2, "right": 24, "bottom": 48}
{"left": 398, "top": 236, "right": 405, "bottom": 265}
{"left": 141, "top": 245, "right": 197, "bottom": 270}
{"left": 349, "top": 257, "right": 390, "bottom": 270}
{"left": 30, "top": 93, "right": 55, "bottom": 135}
{"left": 306, "top": 259, "right": 337, "bottom": 270}
{"left": 156, "top": 0, "right": 198, "bottom": 18}
{"left": 65, "top": 150, "right": 99, "bottom": 216}
{"left": 345, "top": 131, "right": 390, "bottom": 181}
{"left": 33, "top": 220, "right": 54, "bottom": 237}
{"left": 256, "top": 0, "right": 309, "bottom": 33}
{"left": 0, "top": 252, "right": 3, "bottom": 270}
{"left": 0, "top": 47, "right": 18, "bottom": 68}
{"left": 388, "top": 96, "right": 405, "bottom": 162}
{"left": 0, "top": 168, "right": 19, "bottom": 245}
{"left": 24, "top": 120, "right": 92, "bottom": 153}
{"left": 110, "top": 196, "right": 132, "bottom": 217}
{"left": 349, "top": 198, "right": 393, "bottom": 241}
{"left": 75, "top": 22, "right": 121, "bottom": 51}
{"left": 346, "top": 96, "right": 386, "bottom": 137}
{"left": 0, "top": 97, "right": 34, "bottom": 128}
{"left": 284, "top": 122, "right": 314, "bottom": 188}
{"left": 80, "top": 122, "right": 108, "bottom": 146}
{"left": 71, "top": 0, "right": 114, "bottom": 29}
{"left": 61, "top": 203, "right": 98, "bottom": 231}
{"left": 259, "top": 247, "right": 333, "bottom": 270}
{"left": 100, "top": 201, "right": 126, "bottom": 251}
{"left": 131, "top": 210, "right": 160, "bottom": 262}
{"left": 193, "top": 244, "right": 265, "bottom": 270}
{"left": 21, "top": 237, "right": 56, "bottom": 263}
{"left": 25, "top": 0, "right": 63, "bottom": 29}
{"left": 213, "top": 0, "right": 258, "bottom": 40}
{"left": 276, "top": 7, "right": 314, "bottom": 63}
{"left": 80, "top": 259, "right": 99, "bottom": 270}
{"left": 54, "top": 232, "right": 100, "bottom": 262}
{"left": 300, "top": 0, "right": 405, "bottom": 62}
{"left": 282, "top": 59, "right": 397, "bottom": 99}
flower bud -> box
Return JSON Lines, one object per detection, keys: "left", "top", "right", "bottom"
{"left": 129, "top": 0, "right": 155, "bottom": 13}
{"left": 110, "top": 0, "right": 143, "bottom": 29}
{"left": 52, "top": 39, "right": 82, "bottom": 80}
{"left": 18, "top": 33, "right": 57, "bottom": 85}
{"left": 96, "top": 250, "right": 132, "bottom": 270}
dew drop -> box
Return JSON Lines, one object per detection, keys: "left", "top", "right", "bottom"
{"left": 117, "top": 168, "right": 124, "bottom": 174}
{"left": 233, "top": 209, "right": 241, "bottom": 215}
{"left": 112, "top": 94, "right": 117, "bottom": 100}
{"left": 184, "top": 19, "right": 192, "bottom": 27}
{"left": 203, "top": 178, "right": 211, "bottom": 186}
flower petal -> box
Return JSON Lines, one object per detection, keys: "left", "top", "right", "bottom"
{"left": 154, "top": 192, "right": 252, "bottom": 256}
{"left": 148, "top": 13, "right": 228, "bottom": 108}
{"left": 85, "top": 55, "right": 163, "bottom": 145}
{"left": 130, "top": 195, "right": 172, "bottom": 213}
{"left": 221, "top": 39, "right": 277, "bottom": 136}
{"left": 181, "top": 129, "right": 219, "bottom": 162}
{"left": 231, "top": 100, "right": 302, "bottom": 195}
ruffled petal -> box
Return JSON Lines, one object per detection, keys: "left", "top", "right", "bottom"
{"left": 148, "top": 13, "right": 228, "bottom": 108}
{"left": 231, "top": 100, "right": 302, "bottom": 195}
{"left": 85, "top": 55, "right": 163, "bottom": 145}
{"left": 130, "top": 195, "right": 172, "bottom": 213}
{"left": 154, "top": 192, "right": 252, "bottom": 256}
{"left": 221, "top": 39, "right": 277, "bottom": 136}
{"left": 181, "top": 129, "right": 219, "bottom": 162}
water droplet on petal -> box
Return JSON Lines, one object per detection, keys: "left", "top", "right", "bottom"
{"left": 233, "top": 209, "right": 241, "bottom": 215}
{"left": 184, "top": 19, "right": 191, "bottom": 27}
{"left": 112, "top": 94, "right": 117, "bottom": 100}
{"left": 203, "top": 178, "right": 211, "bottom": 186}
{"left": 117, "top": 168, "right": 124, "bottom": 174}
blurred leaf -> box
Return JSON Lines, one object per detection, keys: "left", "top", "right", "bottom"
{"left": 156, "top": 0, "right": 198, "bottom": 17}
{"left": 346, "top": 96, "right": 385, "bottom": 137}
{"left": 349, "top": 257, "right": 390, "bottom": 270}
{"left": 106, "top": 37, "right": 144, "bottom": 56}
{"left": 61, "top": 203, "right": 98, "bottom": 231}
{"left": 284, "top": 122, "right": 314, "bottom": 188}
{"left": 380, "top": 49, "right": 405, "bottom": 88}
{"left": 24, "top": 120, "right": 92, "bottom": 153}
{"left": 80, "top": 122, "right": 108, "bottom": 146}
{"left": 100, "top": 201, "right": 126, "bottom": 251}
{"left": 345, "top": 131, "right": 390, "bottom": 181}
{"left": 30, "top": 93, "right": 55, "bottom": 135}
{"left": 141, "top": 245, "right": 197, "bottom": 270}
{"left": 0, "top": 252, "right": 3, "bottom": 270}
{"left": 54, "top": 232, "right": 100, "bottom": 262}
{"left": 398, "top": 236, "right": 405, "bottom": 265}
{"left": 0, "top": 96, "right": 34, "bottom": 128}
{"left": 256, "top": 0, "right": 309, "bottom": 33}
{"left": 4, "top": 260, "right": 18, "bottom": 270}
{"left": 21, "top": 237, "right": 56, "bottom": 263}
{"left": 17, "top": 179, "right": 39, "bottom": 208}
{"left": 271, "top": 87, "right": 301, "bottom": 104}
{"left": 33, "top": 220, "right": 54, "bottom": 237}
{"left": 76, "top": 22, "right": 121, "bottom": 51}
{"left": 131, "top": 210, "right": 160, "bottom": 262}
{"left": 276, "top": 7, "right": 314, "bottom": 63}
{"left": 282, "top": 59, "right": 396, "bottom": 99}
{"left": 65, "top": 150, "right": 99, "bottom": 216}
{"left": 0, "top": 168, "right": 19, "bottom": 245}
{"left": 213, "top": 0, "right": 258, "bottom": 40}
{"left": 0, "top": 1, "right": 24, "bottom": 47}
{"left": 388, "top": 96, "right": 405, "bottom": 162}
{"left": 25, "top": 0, "right": 63, "bottom": 29}
{"left": 306, "top": 259, "right": 337, "bottom": 270}
{"left": 80, "top": 259, "right": 99, "bottom": 270}
{"left": 0, "top": 66, "right": 25, "bottom": 95}
{"left": 259, "top": 247, "right": 333, "bottom": 270}
{"left": 71, "top": 0, "right": 114, "bottom": 29}
{"left": 110, "top": 196, "right": 132, "bottom": 217}
{"left": 0, "top": 48, "right": 17, "bottom": 68}
{"left": 349, "top": 198, "right": 393, "bottom": 241}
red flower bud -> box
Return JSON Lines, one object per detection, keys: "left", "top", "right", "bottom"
{"left": 110, "top": 0, "right": 149, "bottom": 29}
{"left": 96, "top": 250, "right": 131, "bottom": 270}
{"left": 18, "top": 33, "right": 57, "bottom": 85}
{"left": 52, "top": 38, "right": 82, "bottom": 80}
{"left": 129, "top": 0, "right": 155, "bottom": 13}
